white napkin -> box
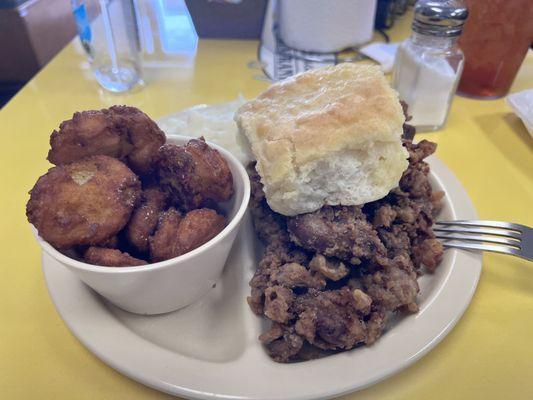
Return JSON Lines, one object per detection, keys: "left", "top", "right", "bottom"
{"left": 157, "top": 96, "right": 253, "bottom": 164}
{"left": 359, "top": 42, "right": 399, "bottom": 73}
{"left": 506, "top": 89, "right": 533, "bottom": 137}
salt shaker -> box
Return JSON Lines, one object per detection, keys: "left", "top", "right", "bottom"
{"left": 392, "top": 0, "right": 468, "bottom": 131}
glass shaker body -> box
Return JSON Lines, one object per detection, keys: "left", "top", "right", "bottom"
{"left": 393, "top": 32, "right": 464, "bottom": 132}
{"left": 72, "top": 0, "right": 142, "bottom": 92}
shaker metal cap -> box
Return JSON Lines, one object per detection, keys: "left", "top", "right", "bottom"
{"left": 413, "top": 0, "right": 468, "bottom": 37}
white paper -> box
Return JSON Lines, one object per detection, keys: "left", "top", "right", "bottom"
{"left": 506, "top": 89, "right": 533, "bottom": 137}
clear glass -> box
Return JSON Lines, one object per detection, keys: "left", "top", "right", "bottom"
{"left": 392, "top": 32, "right": 464, "bottom": 132}
{"left": 458, "top": 0, "right": 533, "bottom": 99}
{"left": 72, "top": 0, "right": 142, "bottom": 92}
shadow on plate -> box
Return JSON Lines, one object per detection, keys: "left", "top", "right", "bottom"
{"left": 105, "top": 223, "right": 255, "bottom": 363}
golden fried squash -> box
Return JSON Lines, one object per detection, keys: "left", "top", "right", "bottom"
{"left": 125, "top": 187, "right": 168, "bottom": 253}
{"left": 84, "top": 247, "right": 147, "bottom": 267}
{"left": 157, "top": 138, "right": 233, "bottom": 210}
{"left": 27, "top": 155, "right": 141, "bottom": 248}
{"left": 47, "top": 106, "right": 165, "bottom": 176}
{"left": 149, "top": 208, "right": 226, "bottom": 262}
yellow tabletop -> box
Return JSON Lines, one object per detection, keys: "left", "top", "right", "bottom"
{"left": 1, "top": 11, "right": 532, "bottom": 400}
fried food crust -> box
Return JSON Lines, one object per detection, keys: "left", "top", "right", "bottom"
{"left": 99, "top": 235, "right": 120, "bottom": 249}
{"left": 149, "top": 208, "right": 226, "bottom": 262}
{"left": 110, "top": 106, "right": 166, "bottom": 175}
{"left": 84, "top": 247, "right": 147, "bottom": 267}
{"left": 157, "top": 138, "right": 233, "bottom": 210}
{"left": 125, "top": 188, "right": 168, "bottom": 253}
{"left": 47, "top": 106, "right": 165, "bottom": 176}
{"left": 27, "top": 155, "right": 141, "bottom": 249}
{"left": 148, "top": 208, "right": 183, "bottom": 262}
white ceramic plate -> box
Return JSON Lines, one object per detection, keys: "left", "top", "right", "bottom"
{"left": 42, "top": 155, "right": 482, "bottom": 400}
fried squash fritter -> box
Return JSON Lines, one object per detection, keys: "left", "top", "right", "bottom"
{"left": 84, "top": 247, "right": 147, "bottom": 267}
{"left": 110, "top": 106, "right": 166, "bottom": 175}
{"left": 47, "top": 106, "right": 165, "bottom": 176}
{"left": 149, "top": 208, "right": 226, "bottom": 262}
{"left": 27, "top": 155, "right": 141, "bottom": 249}
{"left": 29, "top": 107, "right": 236, "bottom": 265}
{"left": 147, "top": 207, "right": 182, "bottom": 262}
{"left": 125, "top": 187, "right": 168, "bottom": 253}
{"left": 157, "top": 138, "right": 233, "bottom": 210}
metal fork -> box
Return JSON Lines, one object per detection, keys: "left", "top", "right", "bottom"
{"left": 434, "top": 220, "right": 532, "bottom": 262}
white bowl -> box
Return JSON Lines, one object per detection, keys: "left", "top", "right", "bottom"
{"left": 34, "top": 136, "right": 250, "bottom": 315}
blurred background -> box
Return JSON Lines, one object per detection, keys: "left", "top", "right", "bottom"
{"left": 0, "top": 0, "right": 415, "bottom": 107}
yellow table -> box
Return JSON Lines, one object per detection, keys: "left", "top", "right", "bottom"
{"left": 1, "top": 12, "right": 532, "bottom": 400}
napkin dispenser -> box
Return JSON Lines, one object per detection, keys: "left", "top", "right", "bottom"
{"left": 277, "top": 0, "right": 378, "bottom": 53}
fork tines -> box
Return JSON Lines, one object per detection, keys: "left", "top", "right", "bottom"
{"left": 434, "top": 220, "right": 532, "bottom": 261}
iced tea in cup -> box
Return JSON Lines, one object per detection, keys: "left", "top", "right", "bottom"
{"left": 457, "top": 0, "right": 533, "bottom": 99}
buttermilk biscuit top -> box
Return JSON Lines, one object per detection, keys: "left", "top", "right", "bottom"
{"left": 235, "top": 63, "right": 409, "bottom": 216}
